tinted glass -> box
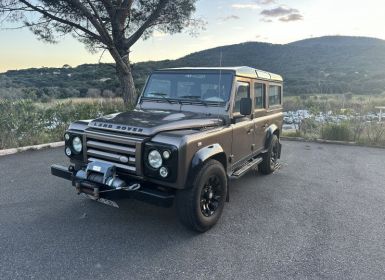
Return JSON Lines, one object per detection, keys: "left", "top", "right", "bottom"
{"left": 145, "top": 77, "right": 171, "bottom": 96}
{"left": 269, "top": 85, "right": 281, "bottom": 106}
{"left": 233, "top": 82, "right": 250, "bottom": 114}
{"left": 254, "top": 83, "right": 265, "bottom": 109}
{"left": 143, "top": 73, "right": 233, "bottom": 103}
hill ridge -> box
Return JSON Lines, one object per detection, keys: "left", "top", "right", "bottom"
{"left": 1, "top": 35, "right": 385, "bottom": 98}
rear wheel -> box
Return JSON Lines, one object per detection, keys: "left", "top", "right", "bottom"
{"left": 175, "top": 160, "right": 227, "bottom": 232}
{"left": 259, "top": 134, "right": 279, "bottom": 174}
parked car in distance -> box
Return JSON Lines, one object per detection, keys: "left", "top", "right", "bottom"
{"left": 51, "top": 66, "right": 284, "bottom": 232}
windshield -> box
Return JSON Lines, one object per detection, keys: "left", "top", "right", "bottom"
{"left": 142, "top": 72, "right": 233, "bottom": 104}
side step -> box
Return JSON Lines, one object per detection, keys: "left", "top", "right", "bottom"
{"left": 231, "top": 157, "right": 263, "bottom": 179}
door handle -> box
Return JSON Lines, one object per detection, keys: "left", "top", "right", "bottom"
{"left": 247, "top": 128, "right": 254, "bottom": 134}
{"left": 262, "top": 123, "right": 268, "bottom": 129}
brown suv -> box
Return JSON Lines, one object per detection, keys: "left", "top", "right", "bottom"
{"left": 51, "top": 66, "right": 283, "bottom": 232}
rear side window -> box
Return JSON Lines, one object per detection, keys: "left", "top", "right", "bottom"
{"left": 233, "top": 82, "right": 250, "bottom": 114}
{"left": 269, "top": 85, "right": 282, "bottom": 107}
{"left": 254, "top": 83, "right": 265, "bottom": 109}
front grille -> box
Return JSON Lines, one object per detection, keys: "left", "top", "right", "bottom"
{"left": 84, "top": 130, "right": 144, "bottom": 175}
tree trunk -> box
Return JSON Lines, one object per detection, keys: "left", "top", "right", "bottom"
{"left": 116, "top": 55, "right": 137, "bottom": 107}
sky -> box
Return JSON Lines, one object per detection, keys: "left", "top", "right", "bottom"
{"left": 0, "top": 0, "right": 384, "bottom": 73}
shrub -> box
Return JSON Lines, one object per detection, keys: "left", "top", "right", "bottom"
{"left": 86, "top": 88, "right": 102, "bottom": 98}
{"left": 283, "top": 131, "right": 302, "bottom": 137}
{"left": 0, "top": 99, "right": 127, "bottom": 149}
{"left": 321, "top": 123, "right": 352, "bottom": 141}
{"left": 365, "top": 123, "right": 385, "bottom": 145}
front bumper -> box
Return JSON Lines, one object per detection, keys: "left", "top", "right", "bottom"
{"left": 51, "top": 164, "right": 175, "bottom": 208}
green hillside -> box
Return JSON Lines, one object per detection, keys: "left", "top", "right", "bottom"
{"left": 1, "top": 35, "right": 385, "bottom": 100}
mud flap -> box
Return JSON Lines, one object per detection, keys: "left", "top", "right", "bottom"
{"left": 278, "top": 139, "right": 282, "bottom": 158}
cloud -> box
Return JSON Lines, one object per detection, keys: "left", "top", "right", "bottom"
{"left": 261, "top": 18, "right": 273, "bottom": 23}
{"left": 256, "top": 0, "right": 276, "bottom": 5}
{"left": 220, "top": 15, "right": 240, "bottom": 21}
{"left": 279, "top": 13, "right": 303, "bottom": 22}
{"left": 260, "top": 5, "right": 303, "bottom": 22}
{"left": 261, "top": 6, "right": 299, "bottom": 17}
{"left": 231, "top": 3, "right": 260, "bottom": 10}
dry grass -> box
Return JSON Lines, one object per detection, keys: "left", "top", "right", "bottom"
{"left": 0, "top": 98, "right": 128, "bottom": 149}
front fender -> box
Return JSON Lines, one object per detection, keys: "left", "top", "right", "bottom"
{"left": 186, "top": 144, "right": 226, "bottom": 188}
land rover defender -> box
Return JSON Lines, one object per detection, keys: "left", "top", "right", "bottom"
{"left": 51, "top": 66, "right": 283, "bottom": 232}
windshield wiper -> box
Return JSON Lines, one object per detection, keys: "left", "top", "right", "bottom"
{"left": 179, "top": 95, "right": 208, "bottom": 106}
{"left": 147, "top": 92, "right": 172, "bottom": 104}
{"left": 179, "top": 95, "right": 201, "bottom": 99}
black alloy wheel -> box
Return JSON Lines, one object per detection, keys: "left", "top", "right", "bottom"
{"left": 175, "top": 159, "right": 227, "bottom": 232}
{"left": 200, "top": 175, "right": 223, "bottom": 217}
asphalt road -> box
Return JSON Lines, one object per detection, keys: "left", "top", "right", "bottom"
{"left": 1, "top": 141, "right": 385, "bottom": 280}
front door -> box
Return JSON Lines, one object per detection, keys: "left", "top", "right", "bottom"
{"left": 231, "top": 80, "right": 255, "bottom": 167}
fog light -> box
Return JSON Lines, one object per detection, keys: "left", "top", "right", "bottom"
{"left": 159, "top": 167, "right": 169, "bottom": 178}
{"left": 65, "top": 147, "right": 72, "bottom": 156}
{"left": 162, "top": 150, "right": 171, "bottom": 159}
{"left": 64, "top": 133, "right": 70, "bottom": 141}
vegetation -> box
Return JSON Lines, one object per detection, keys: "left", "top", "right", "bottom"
{"left": 321, "top": 123, "right": 351, "bottom": 141}
{"left": 283, "top": 94, "right": 385, "bottom": 146}
{"left": 1, "top": 36, "right": 385, "bottom": 149}
{"left": 283, "top": 94, "right": 385, "bottom": 113}
{"left": 1, "top": 36, "right": 385, "bottom": 101}
{"left": 0, "top": 0, "right": 200, "bottom": 105}
{"left": 0, "top": 99, "right": 126, "bottom": 149}
{"left": 0, "top": 94, "right": 384, "bottom": 149}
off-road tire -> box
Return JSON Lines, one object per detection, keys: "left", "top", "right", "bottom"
{"left": 259, "top": 134, "right": 279, "bottom": 174}
{"left": 175, "top": 159, "right": 227, "bottom": 232}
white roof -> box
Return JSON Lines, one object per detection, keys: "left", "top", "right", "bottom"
{"left": 158, "top": 66, "right": 283, "bottom": 82}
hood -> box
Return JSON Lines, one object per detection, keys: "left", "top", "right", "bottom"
{"left": 88, "top": 109, "right": 223, "bottom": 136}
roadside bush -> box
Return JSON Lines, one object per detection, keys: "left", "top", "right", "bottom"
{"left": 321, "top": 123, "right": 352, "bottom": 141}
{"left": 0, "top": 99, "right": 127, "bottom": 149}
{"left": 283, "top": 131, "right": 302, "bottom": 137}
{"left": 299, "top": 118, "right": 319, "bottom": 136}
{"left": 86, "top": 88, "right": 102, "bottom": 98}
{"left": 365, "top": 123, "right": 385, "bottom": 145}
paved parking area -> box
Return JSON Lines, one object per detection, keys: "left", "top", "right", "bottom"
{"left": 1, "top": 141, "right": 385, "bottom": 279}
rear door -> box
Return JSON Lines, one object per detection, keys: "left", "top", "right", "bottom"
{"left": 253, "top": 81, "right": 268, "bottom": 152}
{"left": 266, "top": 83, "right": 284, "bottom": 130}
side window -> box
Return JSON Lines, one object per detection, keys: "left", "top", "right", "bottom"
{"left": 233, "top": 81, "right": 250, "bottom": 114}
{"left": 254, "top": 83, "right": 265, "bottom": 109}
{"left": 269, "top": 85, "right": 282, "bottom": 107}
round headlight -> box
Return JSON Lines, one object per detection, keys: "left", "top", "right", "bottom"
{"left": 64, "top": 133, "right": 70, "bottom": 141}
{"left": 148, "top": 150, "right": 162, "bottom": 169}
{"left": 159, "top": 167, "right": 169, "bottom": 178}
{"left": 162, "top": 150, "right": 171, "bottom": 160}
{"left": 72, "top": 136, "right": 83, "bottom": 153}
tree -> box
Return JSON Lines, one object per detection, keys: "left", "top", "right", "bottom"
{"left": 0, "top": 0, "right": 200, "bottom": 105}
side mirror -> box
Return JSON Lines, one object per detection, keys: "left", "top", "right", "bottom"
{"left": 240, "top": 98, "right": 252, "bottom": 116}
